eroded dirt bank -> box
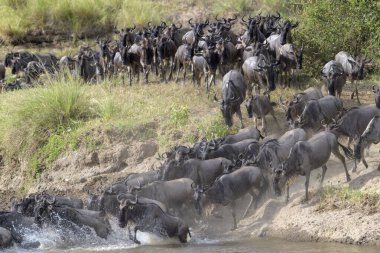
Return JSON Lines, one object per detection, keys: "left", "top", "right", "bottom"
{"left": 0, "top": 94, "right": 379, "bottom": 247}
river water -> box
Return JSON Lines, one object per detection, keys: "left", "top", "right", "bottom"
{"left": 4, "top": 229, "right": 379, "bottom": 253}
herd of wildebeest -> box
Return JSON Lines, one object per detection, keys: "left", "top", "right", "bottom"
{"left": 1, "top": 12, "right": 380, "bottom": 249}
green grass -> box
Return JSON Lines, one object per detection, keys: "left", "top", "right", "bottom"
{"left": 0, "top": 74, "right": 236, "bottom": 176}
{"left": 316, "top": 186, "right": 380, "bottom": 214}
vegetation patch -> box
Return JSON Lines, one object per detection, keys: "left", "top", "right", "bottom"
{"left": 316, "top": 186, "right": 380, "bottom": 215}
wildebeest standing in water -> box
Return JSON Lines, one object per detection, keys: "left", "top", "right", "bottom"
{"left": 216, "top": 70, "right": 247, "bottom": 128}
{"left": 117, "top": 195, "right": 191, "bottom": 244}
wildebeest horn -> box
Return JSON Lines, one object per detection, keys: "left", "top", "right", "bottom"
{"left": 176, "top": 23, "right": 182, "bottom": 29}
{"left": 204, "top": 19, "right": 209, "bottom": 25}
{"left": 132, "top": 24, "right": 136, "bottom": 30}
{"left": 126, "top": 195, "right": 138, "bottom": 204}
{"left": 46, "top": 196, "right": 56, "bottom": 205}
{"left": 292, "top": 20, "right": 300, "bottom": 28}
{"left": 372, "top": 85, "right": 377, "bottom": 93}
{"left": 241, "top": 15, "right": 248, "bottom": 23}
{"left": 227, "top": 14, "right": 237, "bottom": 23}
{"left": 161, "top": 21, "right": 167, "bottom": 27}
{"left": 275, "top": 11, "right": 281, "bottom": 19}
{"left": 188, "top": 18, "right": 194, "bottom": 27}
{"left": 215, "top": 14, "right": 222, "bottom": 22}
{"left": 213, "top": 94, "right": 219, "bottom": 101}
{"left": 35, "top": 194, "right": 43, "bottom": 203}
{"left": 117, "top": 194, "right": 126, "bottom": 203}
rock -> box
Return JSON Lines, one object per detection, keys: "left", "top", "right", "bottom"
{"left": 84, "top": 152, "right": 99, "bottom": 167}
{"left": 136, "top": 141, "right": 158, "bottom": 162}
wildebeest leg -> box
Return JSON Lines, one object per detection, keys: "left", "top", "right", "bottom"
{"left": 304, "top": 170, "right": 310, "bottom": 201}
{"left": 242, "top": 190, "right": 257, "bottom": 218}
{"left": 262, "top": 117, "right": 267, "bottom": 136}
{"left": 231, "top": 201, "right": 237, "bottom": 230}
{"left": 175, "top": 62, "right": 181, "bottom": 83}
{"left": 286, "top": 182, "right": 290, "bottom": 203}
{"left": 133, "top": 226, "right": 142, "bottom": 244}
{"left": 347, "top": 137, "right": 353, "bottom": 151}
{"left": 183, "top": 63, "right": 187, "bottom": 85}
{"left": 320, "top": 165, "right": 328, "bottom": 187}
{"left": 332, "top": 145, "right": 351, "bottom": 181}
{"left": 237, "top": 107, "right": 244, "bottom": 129}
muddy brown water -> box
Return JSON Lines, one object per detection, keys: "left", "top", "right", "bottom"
{"left": 9, "top": 237, "right": 380, "bottom": 253}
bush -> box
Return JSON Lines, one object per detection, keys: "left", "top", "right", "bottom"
{"left": 288, "top": 0, "right": 380, "bottom": 76}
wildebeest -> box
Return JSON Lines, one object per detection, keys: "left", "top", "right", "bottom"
{"left": 216, "top": 126, "right": 263, "bottom": 145}
{"left": 174, "top": 43, "right": 193, "bottom": 84}
{"left": 253, "top": 128, "right": 307, "bottom": 173}
{"left": 11, "top": 193, "right": 83, "bottom": 217}
{"left": 24, "top": 61, "right": 45, "bottom": 84}
{"left": 297, "top": 95, "right": 343, "bottom": 132}
{"left": 195, "top": 166, "right": 268, "bottom": 229}
{"left": 192, "top": 54, "right": 208, "bottom": 89}
{"left": 157, "top": 36, "right": 177, "bottom": 82}
{"left": 374, "top": 85, "right": 380, "bottom": 109}
{"left": 34, "top": 196, "right": 111, "bottom": 239}
{"left": 118, "top": 195, "right": 191, "bottom": 244}
{"left": 129, "top": 178, "right": 197, "bottom": 215}
{"left": 217, "top": 70, "right": 247, "bottom": 128}
{"left": 11, "top": 53, "right": 58, "bottom": 75}
{"left": 0, "top": 227, "right": 12, "bottom": 249}
{"left": 0, "top": 211, "right": 40, "bottom": 247}
{"left": 245, "top": 93, "right": 281, "bottom": 135}
{"left": 321, "top": 60, "right": 346, "bottom": 98}
{"left": 273, "top": 131, "right": 352, "bottom": 201}
{"left": 78, "top": 47, "right": 99, "bottom": 83}
{"left": 242, "top": 54, "right": 279, "bottom": 95}
{"left": 161, "top": 157, "right": 233, "bottom": 187}
{"left": 335, "top": 51, "right": 372, "bottom": 104}
{"left": 4, "top": 51, "right": 35, "bottom": 69}
{"left": 0, "top": 63, "right": 5, "bottom": 81}
{"left": 278, "top": 43, "right": 303, "bottom": 87}
{"left": 329, "top": 105, "right": 379, "bottom": 170}
{"left": 59, "top": 56, "right": 77, "bottom": 76}
{"left": 279, "top": 87, "right": 323, "bottom": 127}
{"left": 216, "top": 38, "right": 238, "bottom": 75}
{"left": 354, "top": 115, "right": 380, "bottom": 171}
{"left": 200, "top": 139, "right": 260, "bottom": 162}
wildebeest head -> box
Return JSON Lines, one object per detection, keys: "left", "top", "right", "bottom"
{"left": 322, "top": 65, "right": 344, "bottom": 96}
{"left": 280, "top": 96, "right": 304, "bottom": 126}
{"left": 258, "top": 61, "right": 279, "bottom": 91}
{"left": 11, "top": 58, "right": 23, "bottom": 74}
{"left": 117, "top": 194, "right": 138, "bottom": 228}
{"left": 373, "top": 85, "right": 380, "bottom": 109}
{"left": 272, "top": 145, "right": 300, "bottom": 196}
{"left": 160, "top": 159, "right": 181, "bottom": 180}
{"left": 11, "top": 195, "right": 37, "bottom": 216}
{"left": 279, "top": 20, "right": 299, "bottom": 45}
{"left": 348, "top": 56, "right": 372, "bottom": 80}
{"left": 220, "top": 99, "right": 234, "bottom": 127}
{"left": 33, "top": 194, "right": 56, "bottom": 227}
{"left": 4, "top": 52, "right": 15, "bottom": 67}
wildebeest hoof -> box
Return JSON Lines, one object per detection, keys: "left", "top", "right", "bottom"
{"left": 134, "top": 239, "right": 141, "bottom": 244}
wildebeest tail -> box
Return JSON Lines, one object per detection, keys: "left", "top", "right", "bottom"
{"left": 337, "top": 141, "right": 354, "bottom": 159}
